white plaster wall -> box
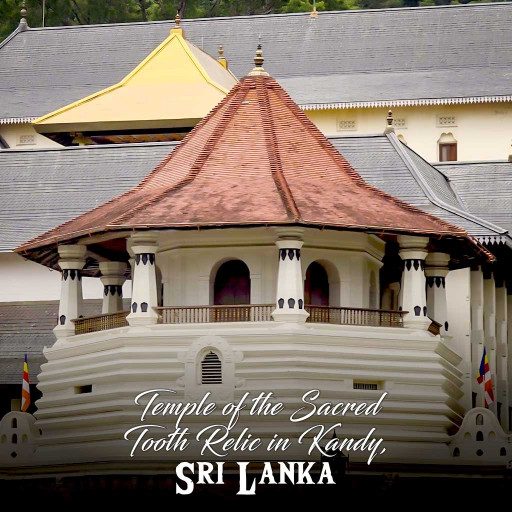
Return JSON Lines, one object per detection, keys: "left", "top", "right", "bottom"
{"left": 306, "top": 102, "right": 512, "bottom": 163}
{"left": 0, "top": 252, "right": 130, "bottom": 302}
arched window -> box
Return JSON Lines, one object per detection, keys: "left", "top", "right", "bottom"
{"left": 500, "top": 447, "right": 507, "bottom": 457}
{"left": 11, "top": 434, "right": 17, "bottom": 444}
{"left": 438, "top": 132, "right": 457, "bottom": 162}
{"left": 214, "top": 260, "right": 250, "bottom": 305}
{"left": 11, "top": 418, "right": 17, "bottom": 429}
{"left": 201, "top": 351, "right": 222, "bottom": 385}
{"left": 453, "top": 447, "right": 460, "bottom": 457}
{"left": 476, "top": 431, "right": 484, "bottom": 442}
{"left": 476, "top": 414, "right": 484, "bottom": 425}
{"left": 305, "top": 262, "right": 329, "bottom": 306}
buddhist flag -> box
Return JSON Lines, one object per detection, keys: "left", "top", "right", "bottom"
{"left": 21, "top": 354, "right": 30, "bottom": 412}
{"left": 477, "top": 347, "right": 494, "bottom": 408}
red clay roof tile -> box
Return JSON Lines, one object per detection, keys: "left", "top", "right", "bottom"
{"left": 16, "top": 74, "right": 467, "bottom": 254}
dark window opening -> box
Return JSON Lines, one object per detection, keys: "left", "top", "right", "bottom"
{"left": 439, "top": 143, "right": 457, "bottom": 162}
{"left": 305, "top": 262, "right": 329, "bottom": 306}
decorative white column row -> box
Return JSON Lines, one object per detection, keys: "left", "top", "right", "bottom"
{"left": 54, "top": 245, "right": 86, "bottom": 339}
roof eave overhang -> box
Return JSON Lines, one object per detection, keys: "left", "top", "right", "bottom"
{"left": 299, "top": 95, "right": 512, "bottom": 111}
{"left": 33, "top": 118, "right": 202, "bottom": 134}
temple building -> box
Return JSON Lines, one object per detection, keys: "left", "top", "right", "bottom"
{"left": 0, "top": 3, "right": 511, "bottom": 490}
{"left": 1, "top": 3, "right": 512, "bottom": 162}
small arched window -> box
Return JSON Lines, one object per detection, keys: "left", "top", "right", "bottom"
{"left": 11, "top": 418, "right": 17, "bottom": 429}
{"left": 476, "top": 431, "right": 484, "bottom": 442}
{"left": 500, "top": 447, "right": 507, "bottom": 457}
{"left": 453, "top": 447, "right": 460, "bottom": 457}
{"left": 438, "top": 132, "right": 457, "bottom": 162}
{"left": 476, "top": 414, "right": 484, "bottom": 425}
{"left": 305, "top": 262, "right": 329, "bottom": 306}
{"left": 201, "top": 351, "right": 222, "bottom": 385}
{"left": 11, "top": 434, "right": 17, "bottom": 444}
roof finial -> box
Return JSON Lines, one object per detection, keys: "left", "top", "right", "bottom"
{"left": 171, "top": 10, "right": 184, "bottom": 35}
{"left": 248, "top": 43, "right": 269, "bottom": 77}
{"left": 384, "top": 109, "right": 395, "bottom": 134}
{"left": 311, "top": 0, "right": 318, "bottom": 18}
{"left": 218, "top": 44, "right": 228, "bottom": 70}
{"left": 19, "top": 1, "right": 28, "bottom": 31}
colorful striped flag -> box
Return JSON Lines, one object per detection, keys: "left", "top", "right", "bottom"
{"left": 21, "top": 354, "right": 30, "bottom": 412}
{"left": 477, "top": 347, "right": 494, "bottom": 408}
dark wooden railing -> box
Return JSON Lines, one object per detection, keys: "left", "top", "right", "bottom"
{"left": 72, "top": 305, "right": 406, "bottom": 333}
{"left": 305, "top": 305, "right": 406, "bottom": 328}
{"left": 74, "top": 311, "right": 129, "bottom": 335}
{"left": 155, "top": 305, "right": 275, "bottom": 324}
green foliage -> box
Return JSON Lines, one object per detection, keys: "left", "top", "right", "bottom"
{"left": 0, "top": 0, "right": 508, "bottom": 42}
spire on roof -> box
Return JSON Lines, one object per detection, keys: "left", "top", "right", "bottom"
{"left": 311, "top": 0, "right": 318, "bottom": 18}
{"left": 19, "top": 1, "right": 28, "bottom": 31}
{"left": 384, "top": 109, "right": 395, "bottom": 134}
{"left": 218, "top": 44, "right": 228, "bottom": 70}
{"left": 248, "top": 44, "right": 269, "bottom": 77}
{"left": 171, "top": 11, "right": 183, "bottom": 35}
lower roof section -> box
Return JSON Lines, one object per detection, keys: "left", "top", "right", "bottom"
{"left": 0, "top": 134, "right": 507, "bottom": 253}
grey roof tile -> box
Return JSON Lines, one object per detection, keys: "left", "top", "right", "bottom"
{"left": 1, "top": 3, "right": 512, "bottom": 118}
{"left": 0, "top": 300, "right": 106, "bottom": 383}
{"left": 436, "top": 161, "right": 512, "bottom": 234}
{"left": 0, "top": 135, "right": 506, "bottom": 253}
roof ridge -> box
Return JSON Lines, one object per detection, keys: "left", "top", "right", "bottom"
{"left": 256, "top": 78, "right": 300, "bottom": 221}
{"left": 387, "top": 132, "right": 508, "bottom": 235}
{"left": 8, "top": 1, "right": 509, "bottom": 34}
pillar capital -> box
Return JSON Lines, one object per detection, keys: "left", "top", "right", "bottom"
{"left": 57, "top": 244, "right": 86, "bottom": 270}
{"left": 397, "top": 235, "right": 429, "bottom": 250}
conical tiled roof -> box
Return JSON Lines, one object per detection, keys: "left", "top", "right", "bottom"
{"left": 18, "top": 67, "right": 467, "bottom": 255}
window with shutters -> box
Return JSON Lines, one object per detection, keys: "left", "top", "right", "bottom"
{"left": 201, "top": 351, "right": 222, "bottom": 385}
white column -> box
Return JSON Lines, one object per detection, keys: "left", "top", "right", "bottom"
{"left": 470, "top": 266, "right": 485, "bottom": 407}
{"left": 425, "top": 252, "right": 450, "bottom": 336}
{"left": 398, "top": 235, "right": 430, "bottom": 330}
{"left": 483, "top": 269, "right": 497, "bottom": 414}
{"left": 507, "top": 289, "right": 512, "bottom": 429}
{"left": 99, "top": 261, "right": 127, "bottom": 314}
{"left": 495, "top": 278, "right": 508, "bottom": 430}
{"left": 272, "top": 235, "right": 309, "bottom": 323}
{"left": 54, "top": 245, "right": 86, "bottom": 339}
{"left": 127, "top": 233, "right": 159, "bottom": 326}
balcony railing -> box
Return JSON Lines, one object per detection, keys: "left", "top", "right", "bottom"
{"left": 155, "top": 304, "right": 275, "bottom": 324}
{"left": 305, "top": 305, "right": 406, "bottom": 328}
{"left": 72, "top": 305, "right": 406, "bottom": 334}
{"left": 74, "top": 310, "right": 129, "bottom": 335}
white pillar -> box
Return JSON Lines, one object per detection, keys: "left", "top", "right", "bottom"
{"left": 54, "top": 245, "right": 86, "bottom": 339}
{"left": 272, "top": 234, "right": 309, "bottom": 323}
{"left": 495, "top": 278, "right": 508, "bottom": 430}
{"left": 483, "top": 269, "right": 497, "bottom": 414}
{"left": 470, "top": 266, "right": 485, "bottom": 408}
{"left": 127, "top": 233, "right": 159, "bottom": 326}
{"left": 398, "top": 235, "right": 430, "bottom": 330}
{"left": 99, "top": 261, "right": 127, "bottom": 314}
{"left": 425, "top": 252, "right": 450, "bottom": 336}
